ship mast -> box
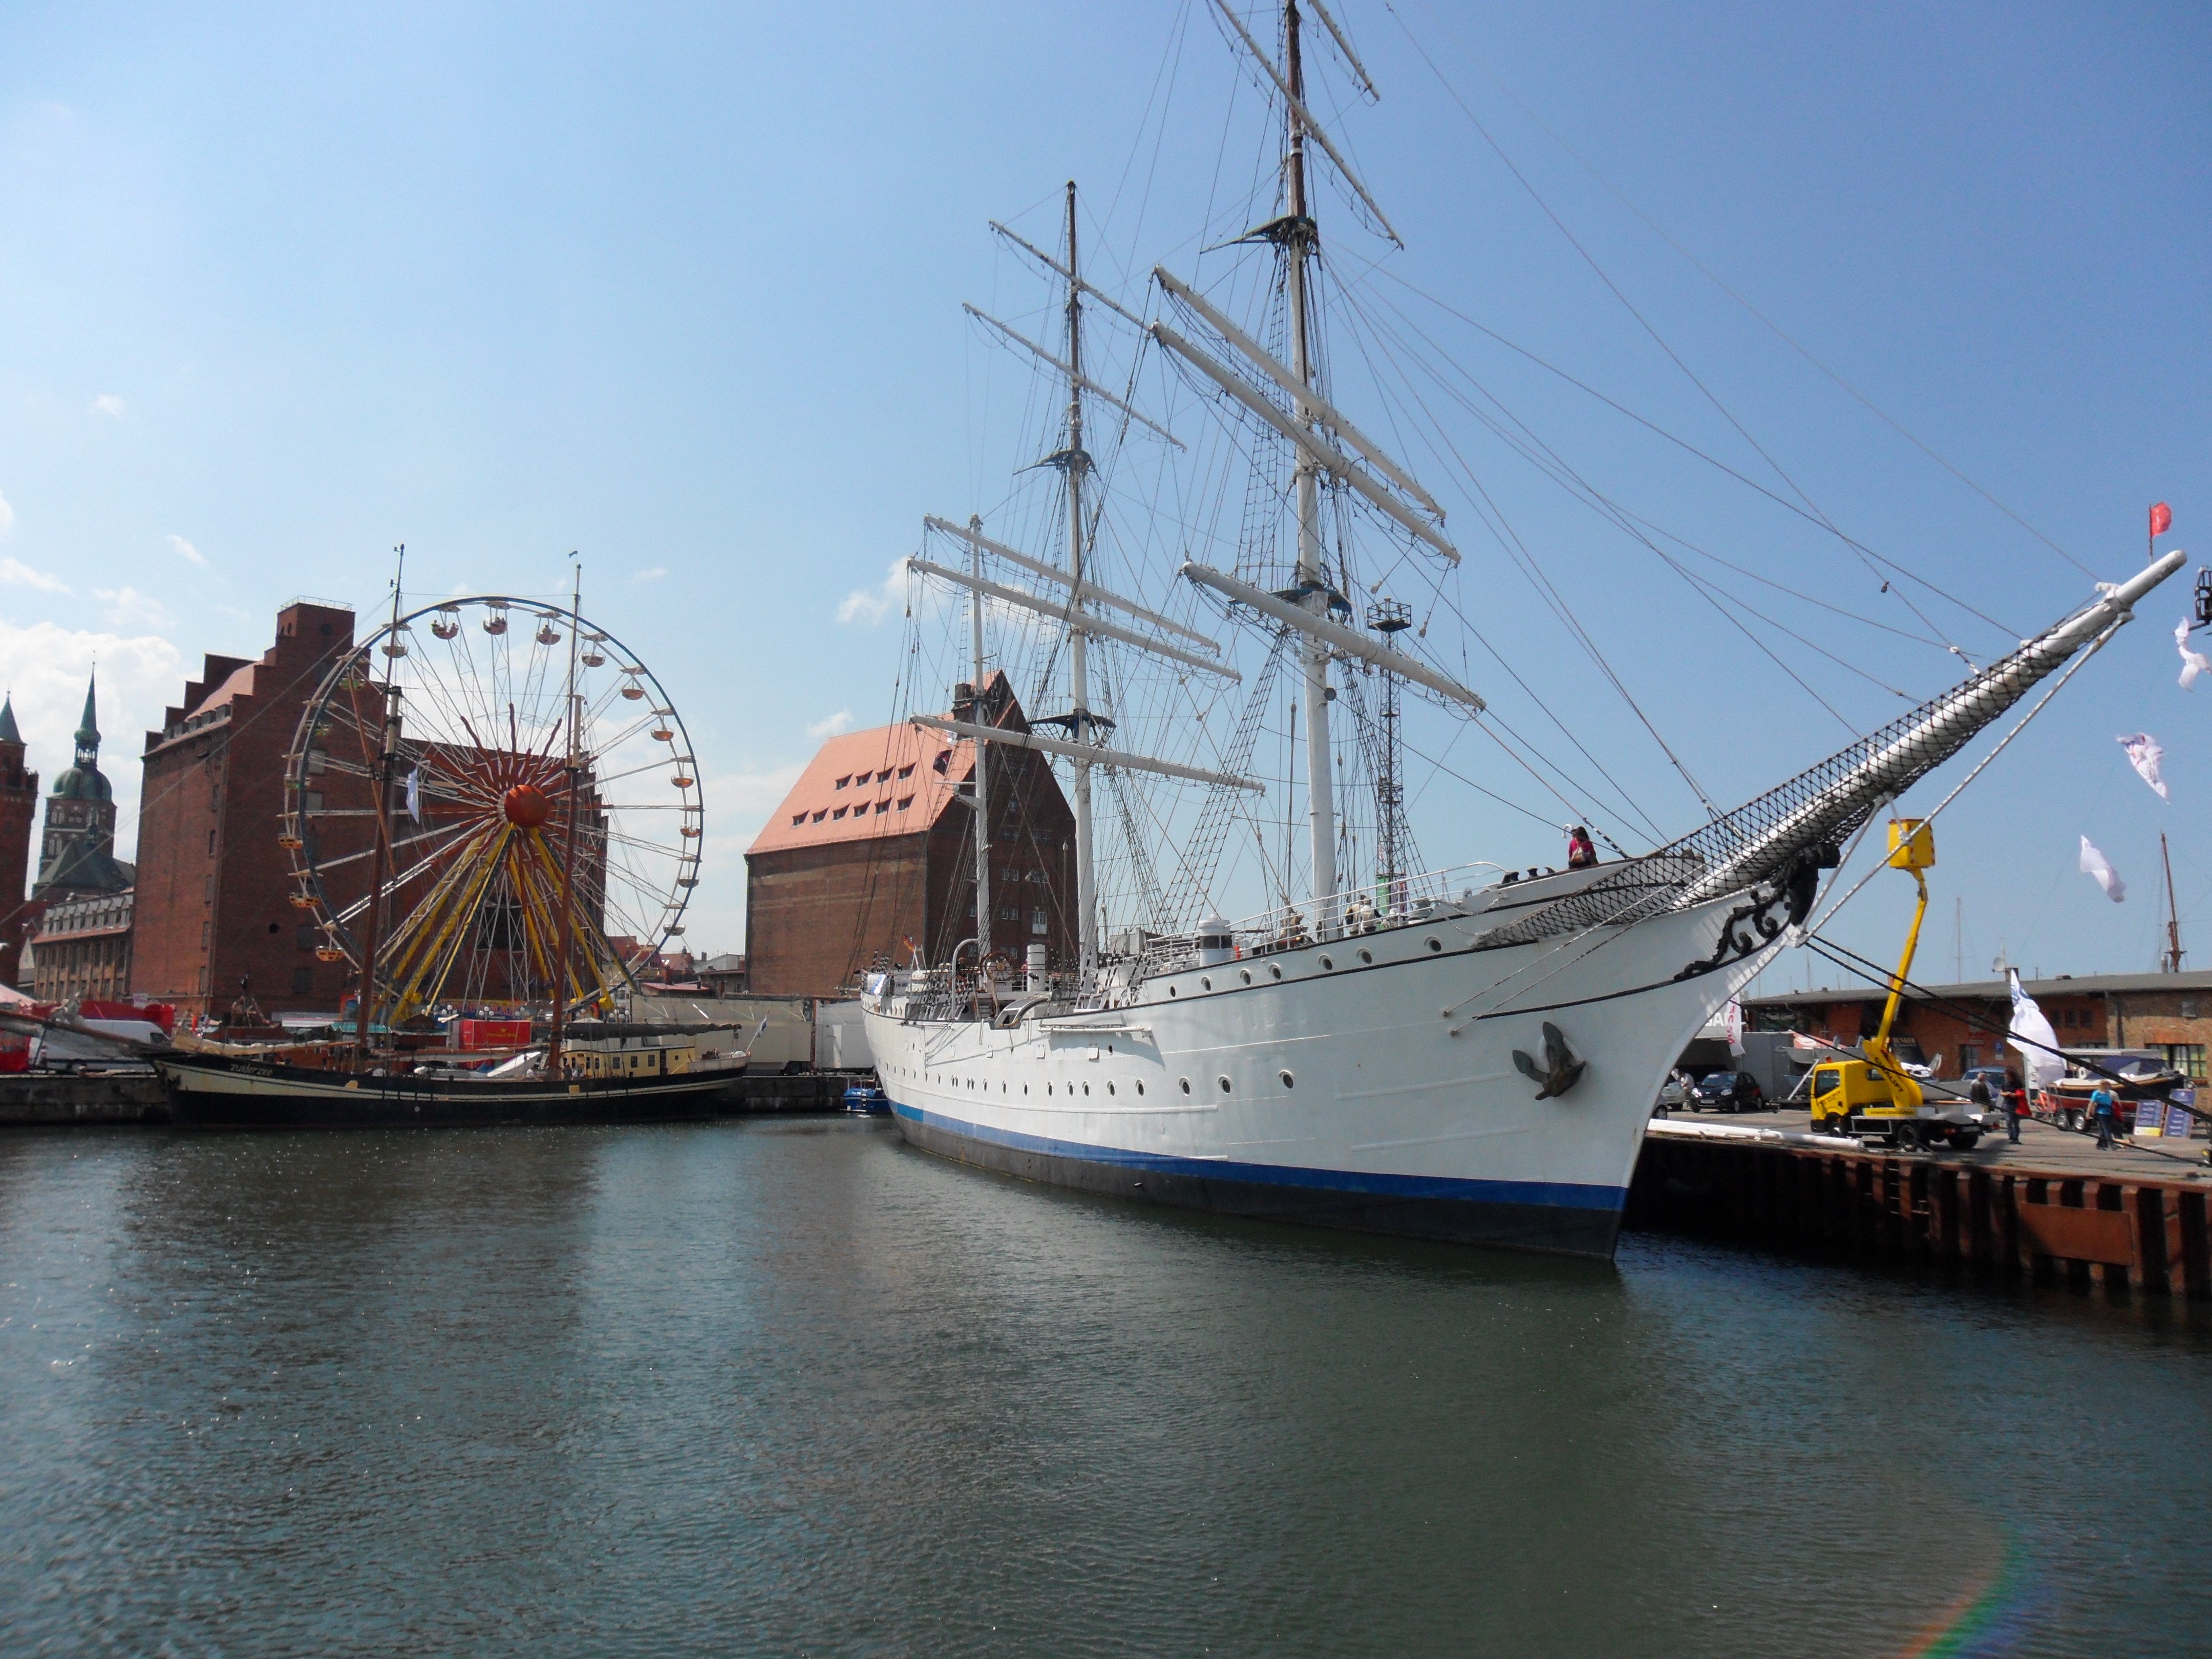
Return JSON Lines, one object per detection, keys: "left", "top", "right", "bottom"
{"left": 547, "top": 561, "right": 584, "bottom": 1077}
{"left": 1282, "top": 1, "right": 1338, "bottom": 935}
{"left": 969, "top": 515, "right": 992, "bottom": 983}
{"left": 1060, "top": 180, "right": 1098, "bottom": 977}
{"left": 2162, "top": 830, "right": 2185, "bottom": 973}
{"left": 354, "top": 543, "right": 405, "bottom": 1065}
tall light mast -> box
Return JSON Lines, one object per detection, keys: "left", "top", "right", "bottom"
{"left": 1060, "top": 181, "right": 1098, "bottom": 976}
{"left": 1283, "top": 2, "right": 1338, "bottom": 934}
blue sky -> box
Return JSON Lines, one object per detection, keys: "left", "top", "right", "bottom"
{"left": 1, "top": 1, "right": 2205, "bottom": 989}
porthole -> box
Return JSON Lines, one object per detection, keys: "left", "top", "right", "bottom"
{"left": 1240, "top": 968, "right": 1252, "bottom": 984}
{"left": 1269, "top": 964, "right": 1282, "bottom": 980}
{"left": 1180, "top": 1077, "right": 1192, "bottom": 1095}
{"left": 1047, "top": 1083, "right": 1053, "bottom": 1096}
{"left": 1279, "top": 1070, "right": 1295, "bottom": 1089}
{"left": 1319, "top": 955, "right": 1334, "bottom": 970}
{"left": 1201, "top": 976, "right": 1213, "bottom": 991}
{"left": 1108, "top": 1082, "right": 1116, "bottom": 1096}
{"left": 1427, "top": 937, "right": 1443, "bottom": 952}
{"left": 1136, "top": 1081, "right": 1145, "bottom": 1096}
{"left": 1168, "top": 985, "right": 1178, "bottom": 997}
{"left": 1357, "top": 948, "right": 1373, "bottom": 965}
{"left": 1083, "top": 1082, "right": 1091, "bottom": 1096}
{"left": 1218, "top": 1075, "right": 1232, "bottom": 1094}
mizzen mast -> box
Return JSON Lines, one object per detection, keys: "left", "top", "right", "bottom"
{"left": 1057, "top": 180, "right": 1100, "bottom": 977}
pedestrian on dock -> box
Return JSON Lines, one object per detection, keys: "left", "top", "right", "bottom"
{"left": 2007, "top": 1086, "right": 2027, "bottom": 1144}
{"left": 2090, "top": 1083, "right": 2117, "bottom": 1150}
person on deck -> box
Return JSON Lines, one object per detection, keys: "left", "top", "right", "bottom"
{"left": 1566, "top": 826, "right": 1598, "bottom": 870}
{"left": 2090, "top": 1083, "right": 2118, "bottom": 1150}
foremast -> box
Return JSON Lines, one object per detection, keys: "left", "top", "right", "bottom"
{"left": 1057, "top": 182, "right": 1099, "bottom": 976}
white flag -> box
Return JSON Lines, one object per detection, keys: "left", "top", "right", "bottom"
{"left": 2007, "top": 969, "right": 2065, "bottom": 1093}
{"left": 405, "top": 765, "right": 422, "bottom": 825}
{"left": 2176, "top": 620, "right": 2209, "bottom": 691}
{"left": 2118, "top": 732, "right": 2169, "bottom": 799}
{"left": 2079, "top": 835, "right": 2126, "bottom": 902}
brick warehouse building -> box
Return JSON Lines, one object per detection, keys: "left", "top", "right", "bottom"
{"left": 746, "top": 674, "right": 1075, "bottom": 997}
{"left": 1746, "top": 969, "right": 2212, "bottom": 1083}
{"left": 133, "top": 600, "right": 361, "bottom": 1019}
{"left": 0, "top": 697, "right": 38, "bottom": 987}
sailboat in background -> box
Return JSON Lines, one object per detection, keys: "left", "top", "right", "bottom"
{"left": 858, "top": 0, "right": 2182, "bottom": 1254}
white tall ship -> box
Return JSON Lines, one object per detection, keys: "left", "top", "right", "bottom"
{"left": 860, "top": 0, "right": 2181, "bottom": 1256}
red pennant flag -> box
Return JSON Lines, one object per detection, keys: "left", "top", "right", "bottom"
{"left": 2151, "top": 502, "right": 2173, "bottom": 538}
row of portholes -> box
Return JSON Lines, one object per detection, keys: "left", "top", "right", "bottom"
{"left": 1168, "top": 937, "right": 1444, "bottom": 996}
{"left": 891, "top": 1061, "right": 1295, "bottom": 1096}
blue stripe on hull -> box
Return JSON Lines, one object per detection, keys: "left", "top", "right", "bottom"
{"left": 891, "top": 1100, "right": 1627, "bottom": 1258}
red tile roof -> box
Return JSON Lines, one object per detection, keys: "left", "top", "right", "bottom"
{"left": 747, "top": 720, "right": 972, "bottom": 857}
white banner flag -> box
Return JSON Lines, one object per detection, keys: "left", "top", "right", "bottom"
{"left": 2079, "top": 835, "right": 2126, "bottom": 902}
{"left": 2117, "top": 732, "right": 2168, "bottom": 799}
{"left": 2007, "top": 969, "right": 2065, "bottom": 1093}
{"left": 2176, "top": 620, "right": 2209, "bottom": 691}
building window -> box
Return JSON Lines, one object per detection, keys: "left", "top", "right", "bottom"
{"left": 835, "top": 775, "right": 851, "bottom": 790}
{"left": 1031, "top": 908, "right": 1048, "bottom": 935}
{"left": 207, "top": 828, "right": 217, "bottom": 856}
{"left": 874, "top": 800, "right": 889, "bottom": 814}
{"left": 297, "top": 925, "right": 317, "bottom": 951}
{"left": 291, "top": 967, "right": 313, "bottom": 994}
{"left": 1000, "top": 906, "right": 1019, "bottom": 922}
{"left": 832, "top": 806, "right": 847, "bottom": 819}
{"left": 898, "top": 764, "right": 914, "bottom": 779}
{"left": 2161, "top": 1044, "right": 2206, "bottom": 1080}
{"left": 811, "top": 810, "right": 825, "bottom": 823}
{"left": 1957, "top": 1045, "right": 1979, "bottom": 1074}
{"left": 201, "top": 922, "right": 209, "bottom": 948}
{"left": 877, "top": 770, "right": 891, "bottom": 782}
{"left": 897, "top": 795, "right": 913, "bottom": 811}
{"left": 791, "top": 813, "right": 805, "bottom": 825}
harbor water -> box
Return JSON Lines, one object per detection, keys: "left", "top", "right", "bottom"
{"left": 2, "top": 1120, "right": 2207, "bottom": 1656}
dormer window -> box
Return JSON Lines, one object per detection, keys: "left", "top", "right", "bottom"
{"left": 811, "top": 810, "right": 826, "bottom": 823}
{"left": 835, "top": 775, "right": 851, "bottom": 790}
{"left": 791, "top": 813, "right": 805, "bottom": 825}
{"left": 877, "top": 769, "right": 892, "bottom": 782}
{"left": 897, "top": 764, "right": 914, "bottom": 779}
{"left": 874, "top": 800, "right": 889, "bottom": 814}
{"left": 831, "top": 806, "right": 847, "bottom": 819}
{"left": 897, "top": 795, "right": 913, "bottom": 811}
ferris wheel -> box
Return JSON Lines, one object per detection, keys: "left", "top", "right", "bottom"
{"left": 280, "top": 594, "right": 701, "bottom": 1027}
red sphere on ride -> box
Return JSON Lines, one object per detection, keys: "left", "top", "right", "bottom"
{"left": 503, "top": 783, "right": 554, "bottom": 827}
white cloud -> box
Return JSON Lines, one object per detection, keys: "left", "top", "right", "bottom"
{"left": 92, "top": 586, "right": 173, "bottom": 629}
{"left": 806, "top": 709, "right": 856, "bottom": 739}
{"left": 90, "top": 394, "right": 126, "bottom": 419}
{"left": 1, "top": 556, "right": 70, "bottom": 594}
{"left": 167, "top": 534, "right": 206, "bottom": 567}
{"left": 836, "top": 557, "right": 908, "bottom": 625}
{"left": 629, "top": 566, "right": 668, "bottom": 584}
{"left": 0, "top": 616, "right": 184, "bottom": 860}
{"left": 0, "top": 487, "right": 14, "bottom": 539}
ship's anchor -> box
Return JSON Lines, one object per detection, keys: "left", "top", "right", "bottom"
{"left": 1513, "top": 1022, "right": 1587, "bottom": 1100}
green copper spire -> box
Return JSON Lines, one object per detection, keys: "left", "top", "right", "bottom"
{"left": 73, "top": 673, "right": 98, "bottom": 771}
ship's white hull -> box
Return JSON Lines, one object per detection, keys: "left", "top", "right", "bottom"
{"left": 862, "top": 878, "right": 1782, "bottom": 1258}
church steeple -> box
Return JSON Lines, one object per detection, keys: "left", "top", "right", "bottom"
{"left": 0, "top": 694, "right": 21, "bottom": 747}
{"left": 73, "top": 674, "right": 99, "bottom": 773}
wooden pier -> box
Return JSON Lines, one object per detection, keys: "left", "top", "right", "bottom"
{"left": 1630, "top": 1112, "right": 2212, "bottom": 1301}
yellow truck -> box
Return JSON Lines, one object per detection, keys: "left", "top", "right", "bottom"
{"left": 1807, "top": 819, "right": 1991, "bottom": 1151}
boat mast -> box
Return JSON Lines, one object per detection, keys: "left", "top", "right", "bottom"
{"left": 1061, "top": 180, "right": 1098, "bottom": 977}
{"left": 2162, "top": 830, "right": 2185, "bottom": 973}
{"left": 547, "top": 561, "right": 584, "bottom": 1077}
{"left": 969, "top": 514, "right": 992, "bottom": 981}
{"left": 1283, "top": 2, "right": 1338, "bottom": 934}
{"left": 354, "top": 543, "right": 406, "bottom": 1065}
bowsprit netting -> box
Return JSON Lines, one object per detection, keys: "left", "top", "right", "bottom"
{"left": 1475, "top": 567, "right": 2174, "bottom": 950}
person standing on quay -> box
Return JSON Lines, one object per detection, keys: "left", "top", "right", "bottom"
{"left": 2007, "top": 1077, "right": 2027, "bottom": 1143}
{"left": 2090, "top": 1082, "right": 2118, "bottom": 1150}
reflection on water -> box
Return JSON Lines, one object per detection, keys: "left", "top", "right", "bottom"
{"left": 1, "top": 1122, "right": 2205, "bottom": 1657}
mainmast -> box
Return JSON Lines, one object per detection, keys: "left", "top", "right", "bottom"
{"left": 1283, "top": 1, "right": 1338, "bottom": 934}
{"left": 1060, "top": 180, "right": 1098, "bottom": 976}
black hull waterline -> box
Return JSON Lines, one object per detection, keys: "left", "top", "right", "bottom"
{"left": 156, "top": 1053, "right": 734, "bottom": 1130}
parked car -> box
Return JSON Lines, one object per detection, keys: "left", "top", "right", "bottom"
{"left": 1688, "top": 1070, "right": 1765, "bottom": 1113}
{"left": 1654, "top": 1075, "right": 1687, "bottom": 1116}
